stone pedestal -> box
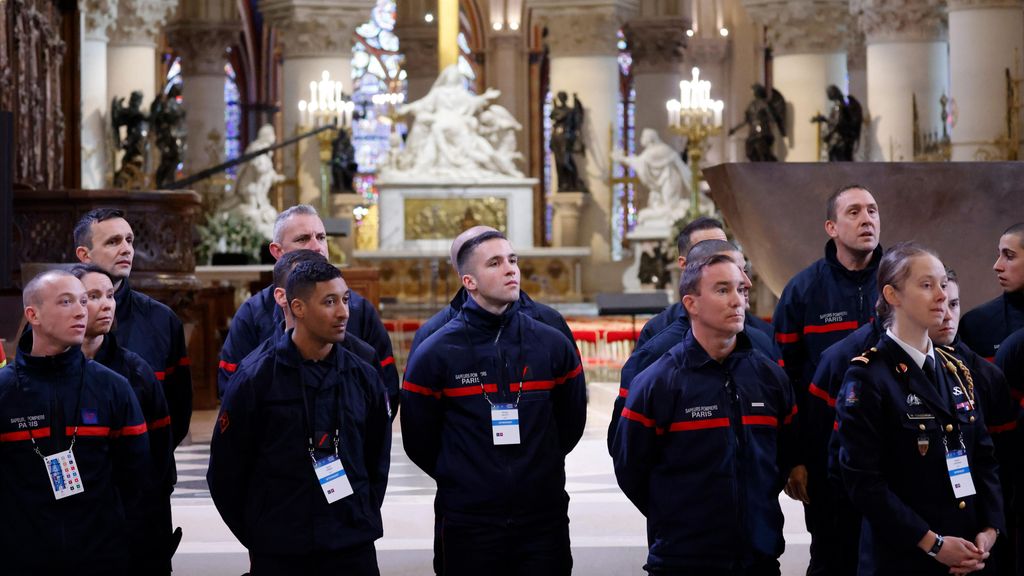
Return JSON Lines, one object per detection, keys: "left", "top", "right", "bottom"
{"left": 551, "top": 191, "right": 588, "bottom": 247}
{"left": 377, "top": 178, "right": 538, "bottom": 250}
{"left": 330, "top": 192, "right": 365, "bottom": 263}
{"left": 622, "top": 227, "right": 672, "bottom": 293}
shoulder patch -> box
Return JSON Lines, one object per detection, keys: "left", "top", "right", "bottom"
{"left": 851, "top": 348, "right": 875, "bottom": 365}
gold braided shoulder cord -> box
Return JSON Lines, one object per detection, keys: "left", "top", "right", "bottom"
{"left": 936, "top": 347, "right": 976, "bottom": 408}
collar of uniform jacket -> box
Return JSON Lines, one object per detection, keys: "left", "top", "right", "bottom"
{"left": 113, "top": 276, "right": 133, "bottom": 318}
{"left": 451, "top": 286, "right": 539, "bottom": 316}
{"left": 16, "top": 329, "right": 83, "bottom": 375}
{"left": 460, "top": 294, "right": 523, "bottom": 330}
{"left": 273, "top": 328, "right": 343, "bottom": 369}
{"left": 824, "top": 239, "right": 883, "bottom": 283}
{"left": 678, "top": 327, "right": 754, "bottom": 369}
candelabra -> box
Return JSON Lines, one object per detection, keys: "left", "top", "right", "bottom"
{"left": 295, "top": 70, "right": 357, "bottom": 211}
{"left": 666, "top": 67, "right": 724, "bottom": 220}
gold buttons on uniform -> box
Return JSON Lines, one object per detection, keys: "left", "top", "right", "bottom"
{"left": 945, "top": 424, "right": 954, "bottom": 432}
{"left": 959, "top": 501, "right": 966, "bottom": 510}
{"left": 919, "top": 424, "right": 926, "bottom": 431}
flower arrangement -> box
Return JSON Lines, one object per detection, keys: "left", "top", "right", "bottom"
{"left": 196, "top": 212, "right": 267, "bottom": 265}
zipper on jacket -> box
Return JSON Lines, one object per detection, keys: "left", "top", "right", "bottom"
{"left": 857, "top": 286, "right": 864, "bottom": 316}
{"left": 725, "top": 368, "right": 748, "bottom": 568}
{"left": 494, "top": 319, "right": 508, "bottom": 397}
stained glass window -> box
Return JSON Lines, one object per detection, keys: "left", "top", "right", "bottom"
{"left": 224, "top": 62, "right": 242, "bottom": 177}
{"left": 611, "top": 29, "right": 637, "bottom": 261}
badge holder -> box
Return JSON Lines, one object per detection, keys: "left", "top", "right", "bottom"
{"left": 33, "top": 429, "right": 85, "bottom": 500}
{"left": 484, "top": 371, "right": 523, "bottom": 446}
{"left": 943, "top": 434, "right": 976, "bottom": 499}
{"left": 310, "top": 430, "right": 353, "bottom": 504}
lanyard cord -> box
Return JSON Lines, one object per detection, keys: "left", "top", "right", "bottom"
{"left": 274, "top": 353, "right": 342, "bottom": 464}
{"left": 13, "top": 356, "right": 88, "bottom": 459}
{"left": 460, "top": 308, "right": 525, "bottom": 408}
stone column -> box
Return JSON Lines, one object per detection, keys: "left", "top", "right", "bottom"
{"left": 854, "top": 0, "right": 947, "bottom": 161}
{"left": 948, "top": 0, "right": 1024, "bottom": 160}
{"left": 623, "top": 18, "right": 688, "bottom": 147}
{"left": 80, "top": 0, "right": 119, "bottom": 189}
{"left": 261, "top": 0, "right": 373, "bottom": 207}
{"left": 847, "top": 30, "right": 867, "bottom": 111}
{"left": 745, "top": 0, "right": 849, "bottom": 161}
{"left": 533, "top": 0, "right": 636, "bottom": 292}
{"left": 165, "top": 23, "right": 238, "bottom": 174}
{"left": 107, "top": 0, "right": 178, "bottom": 107}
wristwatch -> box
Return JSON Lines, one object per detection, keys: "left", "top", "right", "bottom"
{"left": 927, "top": 534, "right": 945, "bottom": 557}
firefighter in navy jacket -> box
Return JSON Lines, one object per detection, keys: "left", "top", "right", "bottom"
{"left": 612, "top": 254, "right": 796, "bottom": 576}
{"left": 409, "top": 226, "right": 575, "bottom": 357}
{"left": 71, "top": 263, "right": 177, "bottom": 574}
{"left": 837, "top": 243, "right": 1004, "bottom": 576}
{"left": 73, "top": 208, "right": 192, "bottom": 448}
{"left": 0, "top": 271, "right": 150, "bottom": 576}
{"left": 208, "top": 260, "right": 391, "bottom": 574}
{"left": 216, "top": 205, "right": 399, "bottom": 415}
{"left": 960, "top": 223, "right": 1024, "bottom": 361}
{"left": 401, "top": 230, "right": 586, "bottom": 576}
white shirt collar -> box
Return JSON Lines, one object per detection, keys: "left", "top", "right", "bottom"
{"left": 886, "top": 327, "right": 935, "bottom": 370}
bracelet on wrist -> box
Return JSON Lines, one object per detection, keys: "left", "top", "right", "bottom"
{"left": 927, "top": 534, "right": 944, "bottom": 558}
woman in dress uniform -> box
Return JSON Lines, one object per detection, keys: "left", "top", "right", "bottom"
{"left": 837, "top": 242, "right": 1004, "bottom": 576}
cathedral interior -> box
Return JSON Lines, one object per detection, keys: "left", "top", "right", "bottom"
{"left": 3, "top": 0, "right": 1024, "bottom": 573}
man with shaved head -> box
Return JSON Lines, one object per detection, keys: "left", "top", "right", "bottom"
{"left": 409, "top": 226, "right": 575, "bottom": 356}
{"left": 0, "top": 270, "right": 151, "bottom": 574}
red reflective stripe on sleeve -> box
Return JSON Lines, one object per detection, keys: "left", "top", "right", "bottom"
{"left": 402, "top": 381, "right": 441, "bottom": 399}
{"left": 71, "top": 425, "right": 113, "bottom": 437}
{"left": 777, "top": 359, "right": 785, "bottom": 367}
{"left": 219, "top": 360, "right": 239, "bottom": 373}
{"left": 804, "top": 321, "right": 859, "bottom": 335}
{"left": 553, "top": 363, "right": 583, "bottom": 385}
{"left": 989, "top": 421, "right": 1018, "bottom": 434}
{"left": 621, "top": 407, "right": 658, "bottom": 429}
{"left": 985, "top": 356, "right": 995, "bottom": 363}
{"left": 618, "top": 387, "right": 628, "bottom": 398}
{"left": 775, "top": 332, "right": 799, "bottom": 344}
{"left": 0, "top": 427, "right": 51, "bottom": 442}
{"left": 380, "top": 356, "right": 395, "bottom": 367}
{"left": 668, "top": 418, "right": 730, "bottom": 431}
{"left": 116, "top": 423, "right": 149, "bottom": 437}
{"left": 149, "top": 416, "right": 172, "bottom": 430}
{"left": 443, "top": 384, "right": 498, "bottom": 397}
{"left": 154, "top": 371, "right": 166, "bottom": 381}
{"left": 178, "top": 357, "right": 191, "bottom": 366}
{"left": 783, "top": 405, "right": 799, "bottom": 425}
{"left": 808, "top": 383, "right": 837, "bottom": 408}
{"left": 742, "top": 415, "right": 779, "bottom": 427}
{"left": 513, "top": 380, "right": 556, "bottom": 392}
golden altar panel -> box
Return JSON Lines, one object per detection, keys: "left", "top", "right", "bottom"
{"left": 403, "top": 197, "right": 508, "bottom": 240}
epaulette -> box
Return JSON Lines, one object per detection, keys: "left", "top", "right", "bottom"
{"left": 851, "top": 346, "right": 877, "bottom": 365}
{"left": 936, "top": 346, "right": 976, "bottom": 405}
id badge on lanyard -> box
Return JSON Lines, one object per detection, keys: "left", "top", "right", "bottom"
{"left": 313, "top": 453, "right": 353, "bottom": 504}
{"left": 44, "top": 448, "right": 84, "bottom": 499}
{"left": 944, "top": 434, "right": 977, "bottom": 499}
{"left": 491, "top": 403, "right": 521, "bottom": 445}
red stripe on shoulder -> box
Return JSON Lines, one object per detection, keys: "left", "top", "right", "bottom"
{"left": 668, "top": 418, "right": 730, "bottom": 432}
{"left": 402, "top": 381, "right": 441, "bottom": 399}
{"left": 553, "top": 363, "right": 583, "bottom": 385}
{"left": 218, "top": 360, "right": 239, "bottom": 372}
{"left": 989, "top": 421, "right": 1018, "bottom": 434}
{"left": 775, "top": 332, "right": 799, "bottom": 344}
{"left": 149, "top": 415, "right": 172, "bottom": 430}
{"left": 621, "top": 407, "right": 658, "bottom": 429}
{"left": 808, "top": 382, "right": 837, "bottom": 408}
{"left": 0, "top": 427, "right": 51, "bottom": 442}
{"left": 380, "top": 356, "right": 396, "bottom": 368}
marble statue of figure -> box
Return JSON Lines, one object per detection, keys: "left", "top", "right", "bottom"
{"left": 382, "top": 65, "right": 524, "bottom": 179}
{"left": 612, "top": 128, "right": 692, "bottom": 232}
{"left": 222, "top": 124, "right": 284, "bottom": 240}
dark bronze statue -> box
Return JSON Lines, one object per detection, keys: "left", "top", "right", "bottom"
{"left": 550, "top": 91, "right": 588, "bottom": 192}
{"left": 330, "top": 128, "right": 359, "bottom": 193}
{"left": 638, "top": 242, "right": 671, "bottom": 289}
{"left": 111, "top": 90, "right": 148, "bottom": 188}
{"left": 729, "top": 84, "right": 787, "bottom": 162}
{"left": 811, "top": 85, "right": 863, "bottom": 162}
{"left": 151, "top": 84, "right": 187, "bottom": 188}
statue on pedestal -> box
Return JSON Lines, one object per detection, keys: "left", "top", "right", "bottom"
{"left": 612, "top": 128, "right": 691, "bottom": 234}
{"left": 220, "top": 124, "right": 283, "bottom": 240}
{"left": 729, "top": 84, "right": 786, "bottom": 162}
{"left": 550, "top": 91, "right": 588, "bottom": 192}
{"left": 382, "top": 65, "right": 523, "bottom": 179}
{"left": 151, "top": 84, "right": 187, "bottom": 188}
{"left": 811, "top": 85, "right": 863, "bottom": 162}
{"left": 111, "top": 91, "right": 148, "bottom": 188}
{"left": 330, "top": 128, "right": 358, "bottom": 193}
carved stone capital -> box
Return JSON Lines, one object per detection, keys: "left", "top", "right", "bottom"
{"left": 687, "top": 37, "right": 730, "bottom": 65}
{"left": 743, "top": 0, "right": 850, "bottom": 54}
{"left": 261, "top": 0, "right": 373, "bottom": 58}
{"left": 395, "top": 24, "right": 438, "bottom": 74}
{"left": 622, "top": 18, "right": 688, "bottom": 73}
{"left": 534, "top": 6, "right": 632, "bottom": 57}
{"left": 108, "top": 0, "right": 178, "bottom": 47}
{"left": 852, "top": 0, "right": 946, "bottom": 42}
{"left": 947, "top": 0, "right": 1022, "bottom": 11}
{"left": 847, "top": 30, "right": 866, "bottom": 69}
{"left": 166, "top": 24, "right": 238, "bottom": 75}
{"left": 80, "top": 0, "right": 119, "bottom": 42}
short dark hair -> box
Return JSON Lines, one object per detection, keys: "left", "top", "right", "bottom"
{"left": 273, "top": 249, "right": 325, "bottom": 289}
{"left": 946, "top": 267, "right": 959, "bottom": 286}
{"left": 285, "top": 259, "right": 342, "bottom": 305}
{"left": 67, "top": 263, "right": 114, "bottom": 284}
{"left": 455, "top": 230, "right": 507, "bottom": 275}
{"left": 677, "top": 217, "right": 724, "bottom": 256}
{"left": 1003, "top": 223, "right": 1024, "bottom": 248}
{"left": 74, "top": 208, "right": 126, "bottom": 249}
{"left": 679, "top": 253, "right": 739, "bottom": 297}
{"left": 876, "top": 242, "right": 941, "bottom": 328}
{"left": 826, "top": 184, "right": 872, "bottom": 222}
{"left": 686, "top": 239, "right": 738, "bottom": 264}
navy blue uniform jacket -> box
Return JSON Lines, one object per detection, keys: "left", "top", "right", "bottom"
{"left": 218, "top": 284, "right": 399, "bottom": 413}
{"left": 961, "top": 291, "right": 1024, "bottom": 361}
{"left": 409, "top": 287, "right": 575, "bottom": 357}
{"left": 773, "top": 241, "right": 881, "bottom": 397}
{"left": 608, "top": 310, "right": 780, "bottom": 451}
{"left": 401, "top": 297, "right": 586, "bottom": 521}
{"left": 208, "top": 330, "right": 391, "bottom": 554}
{"left": 837, "top": 335, "right": 1005, "bottom": 576}
{"left": 114, "top": 279, "right": 191, "bottom": 448}
{"left": 611, "top": 330, "right": 797, "bottom": 572}
{"left": 0, "top": 336, "right": 150, "bottom": 575}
